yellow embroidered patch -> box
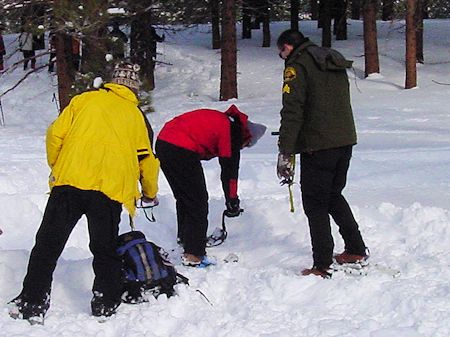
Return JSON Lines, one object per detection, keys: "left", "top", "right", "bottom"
{"left": 283, "top": 67, "right": 297, "bottom": 82}
{"left": 282, "top": 84, "right": 291, "bottom": 94}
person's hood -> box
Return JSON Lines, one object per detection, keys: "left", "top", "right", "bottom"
{"left": 288, "top": 39, "right": 353, "bottom": 71}
{"left": 104, "top": 83, "right": 139, "bottom": 105}
{"left": 224, "top": 104, "right": 266, "bottom": 147}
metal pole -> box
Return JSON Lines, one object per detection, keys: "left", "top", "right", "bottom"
{"left": 0, "top": 99, "right": 5, "bottom": 126}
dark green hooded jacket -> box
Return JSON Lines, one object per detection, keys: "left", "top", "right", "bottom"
{"left": 278, "top": 39, "right": 357, "bottom": 154}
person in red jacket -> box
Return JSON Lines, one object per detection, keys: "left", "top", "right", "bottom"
{"left": 156, "top": 105, "right": 266, "bottom": 267}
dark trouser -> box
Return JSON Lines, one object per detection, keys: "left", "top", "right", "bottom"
{"left": 300, "top": 145, "right": 366, "bottom": 269}
{"left": 20, "top": 186, "right": 123, "bottom": 305}
{"left": 156, "top": 140, "right": 209, "bottom": 257}
{"left": 48, "top": 52, "right": 56, "bottom": 72}
{"left": 22, "top": 50, "right": 36, "bottom": 70}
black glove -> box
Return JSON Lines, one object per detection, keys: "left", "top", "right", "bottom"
{"left": 224, "top": 198, "right": 242, "bottom": 218}
{"left": 277, "top": 153, "right": 295, "bottom": 182}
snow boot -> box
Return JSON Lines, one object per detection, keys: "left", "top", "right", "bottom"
{"left": 91, "top": 293, "right": 121, "bottom": 318}
{"left": 182, "top": 254, "right": 216, "bottom": 268}
{"left": 301, "top": 266, "right": 332, "bottom": 279}
{"left": 8, "top": 294, "right": 50, "bottom": 325}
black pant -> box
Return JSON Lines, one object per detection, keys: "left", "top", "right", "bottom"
{"left": 156, "top": 140, "right": 209, "bottom": 256}
{"left": 20, "top": 186, "right": 123, "bottom": 305}
{"left": 22, "top": 50, "right": 36, "bottom": 70}
{"left": 300, "top": 145, "right": 366, "bottom": 269}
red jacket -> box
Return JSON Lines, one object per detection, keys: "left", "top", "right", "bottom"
{"left": 157, "top": 105, "right": 251, "bottom": 200}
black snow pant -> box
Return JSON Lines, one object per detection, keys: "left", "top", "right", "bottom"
{"left": 300, "top": 145, "right": 366, "bottom": 269}
{"left": 156, "top": 140, "right": 209, "bottom": 257}
{"left": 20, "top": 185, "right": 123, "bottom": 306}
{"left": 22, "top": 50, "right": 36, "bottom": 70}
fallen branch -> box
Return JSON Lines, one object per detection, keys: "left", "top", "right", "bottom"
{"left": 432, "top": 80, "right": 450, "bottom": 86}
{"left": 0, "top": 64, "right": 48, "bottom": 99}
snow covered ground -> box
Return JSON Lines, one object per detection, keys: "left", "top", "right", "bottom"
{"left": 0, "top": 19, "right": 449, "bottom": 337}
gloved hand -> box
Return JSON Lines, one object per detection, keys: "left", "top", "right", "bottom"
{"left": 141, "top": 195, "right": 159, "bottom": 207}
{"left": 277, "top": 153, "right": 295, "bottom": 182}
{"left": 224, "top": 198, "right": 242, "bottom": 218}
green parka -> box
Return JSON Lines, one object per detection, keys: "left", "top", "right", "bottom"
{"left": 278, "top": 39, "right": 357, "bottom": 154}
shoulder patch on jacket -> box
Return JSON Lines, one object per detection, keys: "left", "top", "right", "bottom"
{"left": 283, "top": 67, "right": 297, "bottom": 82}
{"left": 282, "top": 84, "right": 291, "bottom": 94}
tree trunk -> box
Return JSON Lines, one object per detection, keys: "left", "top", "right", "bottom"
{"left": 335, "top": 0, "right": 348, "bottom": 40}
{"left": 414, "top": 0, "right": 424, "bottom": 63}
{"left": 81, "top": 24, "right": 108, "bottom": 80}
{"left": 262, "top": 0, "right": 270, "bottom": 47}
{"left": 220, "top": 0, "right": 238, "bottom": 101}
{"left": 351, "top": 0, "right": 361, "bottom": 19}
{"left": 55, "top": 32, "right": 75, "bottom": 111}
{"left": 382, "top": 0, "right": 394, "bottom": 21}
{"left": 291, "top": 0, "right": 299, "bottom": 31}
{"left": 130, "top": 1, "right": 155, "bottom": 90}
{"left": 311, "top": 0, "right": 319, "bottom": 20}
{"left": 321, "top": 0, "right": 332, "bottom": 47}
{"left": 422, "top": 0, "right": 429, "bottom": 19}
{"left": 405, "top": 0, "right": 417, "bottom": 89}
{"left": 318, "top": 0, "right": 324, "bottom": 28}
{"left": 363, "top": 0, "right": 380, "bottom": 77}
{"left": 212, "top": 0, "right": 222, "bottom": 47}
{"left": 242, "top": 0, "right": 252, "bottom": 39}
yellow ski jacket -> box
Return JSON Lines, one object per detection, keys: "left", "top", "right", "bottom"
{"left": 46, "top": 83, "right": 159, "bottom": 216}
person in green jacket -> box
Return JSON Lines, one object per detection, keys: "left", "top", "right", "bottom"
{"left": 276, "top": 29, "right": 368, "bottom": 278}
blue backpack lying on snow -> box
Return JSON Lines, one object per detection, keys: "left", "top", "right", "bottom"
{"left": 117, "top": 230, "right": 188, "bottom": 303}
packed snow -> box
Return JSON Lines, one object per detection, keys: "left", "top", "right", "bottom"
{"left": 0, "top": 20, "right": 449, "bottom": 337}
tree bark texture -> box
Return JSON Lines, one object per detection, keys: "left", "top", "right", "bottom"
{"left": 363, "top": 0, "right": 380, "bottom": 77}
{"left": 351, "top": 0, "right": 361, "bottom": 19}
{"left": 130, "top": 1, "right": 155, "bottom": 90}
{"left": 212, "top": 0, "right": 222, "bottom": 48}
{"left": 334, "top": 0, "right": 348, "bottom": 40}
{"left": 321, "top": 0, "right": 332, "bottom": 47}
{"left": 405, "top": 0, "right": 417, "bottom": 89}
{"left": 310, "top": 0, "right": 319, "bottom": 20}
{"left": 262, "top": 0, "right": 271, "bottom": 47}
{"left": 291, "top": 0, "right": 299, "bottom": 31}
{"left": 220, "top": 0, "right": 238, "bottom": 101}
{"left": 382, "top": 0, "right": 394, "bottom": 21}
{"left": 242, "top": 0, "right": 252, "bottom": 39}
{"left": 414, "top": 0, "right": 424, "bottom": 63}
{"left": 55, "top": 32, "right": 75, "bottom": 111}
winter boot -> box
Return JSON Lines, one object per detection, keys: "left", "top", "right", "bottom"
{"left": 182, "top": 254, "right": 216, "bottom": 268}
{"left": 301, "top": 266, "right": 332, "bottom": 279}
{"left": 8, "top": 294, "right": 50, "bottom": 324}
{"left": 91, "top": 292, "right": 121, "bottom": 318}
{"left": 334, "top": 251, "right": 369, "bottom": 265}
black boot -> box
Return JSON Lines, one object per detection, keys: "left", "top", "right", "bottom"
{"left": 8, "top": 293, "right": 50, "bottom": 324}
{"left": 91, "top": 292, "right": 120, "bottom": 317}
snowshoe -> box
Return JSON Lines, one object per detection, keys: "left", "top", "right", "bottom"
{"left": 206, "top": 227, "right": 227, "bottom": 247}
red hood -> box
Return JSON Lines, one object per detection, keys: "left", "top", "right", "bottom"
{"left": 224, "top": 105, "right": 252, "bottom": 145}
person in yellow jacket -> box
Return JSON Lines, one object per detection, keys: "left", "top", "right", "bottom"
{"left": 8, "top": 62, "right": 159, "bottom": 323}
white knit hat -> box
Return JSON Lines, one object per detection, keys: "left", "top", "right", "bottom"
{"left": 247, "top": 121, "right": 267, "bottom": 147}
{"left": 111, "top": 62, "right": 141, "bottom": 91}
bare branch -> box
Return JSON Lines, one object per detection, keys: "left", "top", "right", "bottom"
{"left": 0, "top": 63, "right": 49, "bottom": 99}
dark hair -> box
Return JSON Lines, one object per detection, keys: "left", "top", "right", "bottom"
{"left": 277, "top": 29, "right": 306, "bottom": 49}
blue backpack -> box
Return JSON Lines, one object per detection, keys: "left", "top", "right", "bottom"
{"left": 117, "top": 231, "right": 188, "bottom": 302}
